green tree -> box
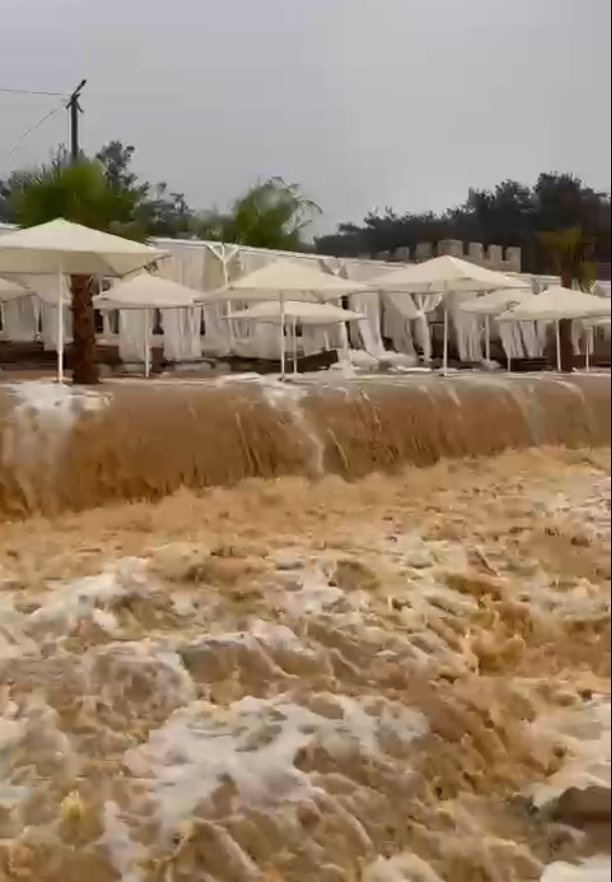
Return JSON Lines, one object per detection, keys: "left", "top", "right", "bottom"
{"left": 315, "top": 171, "right": 610, "bottom": 278}
{"left": 195, "top": 177, "right": 320, "bottom": 250}
{"left": 539, "top": 226, "right": 596, "bottom": 371}
{"left": 2, "top": 141, "right": 195, "bottom": 384}
{"left": 10, "top": 151, "right": 144, "bottom": 385}
{"left": 95, "top": 140, "right": 193, "bottom": 238}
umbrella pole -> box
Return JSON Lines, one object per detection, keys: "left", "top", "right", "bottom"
{"left": 586, "top": 326, "right": 592, "bottom": 372}
{"left": 484, "top": 314, "right": 491, "bottom": 363}
{"left": 144, "top": 308, "right": 151, "bottom": 378}
{"left": 555, "top": 320, "right": 561, "bottom": 372}
{"left": 442, "top": 306, "right": 449, "bottom": 375}
{"left": 57, "top": 263, "right": 64, "bottom": 383}
{"left": 279, "top": 294, "right": 286, "bottom": 379}
{"left": 292, "top": 315, "right": 298, "bottom": 375}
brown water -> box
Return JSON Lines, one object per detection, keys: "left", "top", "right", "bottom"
{"left": 0, "top": 374, "right": 610, "bottom": 880}
{"left": 0, "top": 442, "right": 610, "bottom": 881}
{"left": 0, "top": 373, "right": 609, "bottom": 517}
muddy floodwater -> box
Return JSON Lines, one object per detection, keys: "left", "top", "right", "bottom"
{"left": 0, "top": 422, "right": 610, "bottom": 880}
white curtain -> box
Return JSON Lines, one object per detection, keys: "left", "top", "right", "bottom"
{"left": 497, "top": 320, "right": 544, "bottom": 360}
{"left": 412, "top": 293, "right": 443, "bottom": 362}
{"left": 39, "top": 303, "right": 72, "bottom": 350}
{"left": 17, "top": 274, "right": 72, "bottom": 350}
{"left": 161, "top": 308, "right": 202, "bottom": 361}
{"left": 118, "top": 310, "right": 153, "bottom": 362}
{"left": 382, "top": 293, "right": 417, "bottom": 359}
{"left": 0, "top": 296, "right": 39, "bottom": 341}
{"left": 449, "top": 293, "right": 484, "bottom": 362}
{"left": 349, "top": 292, "right": 385, "bottom": 355}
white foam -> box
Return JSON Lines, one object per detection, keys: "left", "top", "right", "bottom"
{"left": 86, "top": 640, "right": 196, "bottom": 709}
{"left": 541, "top": 857, "right": 611, "bottom": 882}
{"left": 100, "top": 800, "right": 145, "bottom": 882}
{"left": 124, "top": 693, "right": 427, "bottom": 834}
{"left": 3, "top": 381, "right": 108, "bottom": 469}
{"left": 530, "top": 698, "right": 611, "bottom": 809}
{"left": 362, "top": 853, "right": 444, "bottom": 882}
{"left": 282, "top": 565, "right": 344, "bottom": 616}
{"left": 28, "top": 557, "right": 148, "bottom": 633}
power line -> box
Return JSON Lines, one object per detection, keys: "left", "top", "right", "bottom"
{"left": 2, "top": 101, "right": 65, "bottom": 161}
{"left": 0, "top": 87, "right": 66, "bottom": 97}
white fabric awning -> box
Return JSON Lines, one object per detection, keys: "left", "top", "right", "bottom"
{"left": 0, "top": 218, "right": 168, "bottom": 277}
{"left": 459, "top": 287, "right": 533, "bottom": 315}
{"left": 498, "top": 286, "right": 611, "bottom": 321}
{"left": 93, "top": 273, "right": 202, "bottom": 310}
{"left": 369, "top": 255, "right": 526, "bottom": 294}
{"left": 226, "top": 299, "right": 363, "bottom": 325}
{"left": 200, "top": 258, "right": 371, "bottom": 303}
{"left": 0, "top": 276, "right": 31, "bottom": 302}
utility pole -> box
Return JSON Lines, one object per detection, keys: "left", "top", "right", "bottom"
{"left": 66, "top": 79, "right": 87, "bottom": 162}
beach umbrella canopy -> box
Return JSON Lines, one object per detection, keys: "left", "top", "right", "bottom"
{"left": 227, "top": 299, "right": 364, "bottom": 377}
{"left": 497, "top": 286, "right": 611, "bottom": 322}
{"left": 582, "top": 315, "right": 611, "bottom": 327}
{"left": 0, "top": 219, "right": 168, "bottom": 382}
{"left": 369, "top": 255, "right": 526, "bottom": 294}
{"left": 0, "top": 218, "right": 167, "bottom": 277}
{"left": 199, "top": 258, "right": 370, "bottom": 303}
{"left": 459, "top": 287, "right": 534, "bottom": 364}
{"left": 226, "top": 299, "right": 363, "bottom": 325}
{"left": 93, "top": 273, "right": 202, "bottom": 310}
{"left": 459, "top": 287, "right": 533, "bottom": 315}
{"left": 93, "top": 273, "right": 205, "bottom": 379}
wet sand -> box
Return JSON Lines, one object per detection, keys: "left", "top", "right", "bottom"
{"left": 0, "top": 447, "right": 609, "bottom": 880}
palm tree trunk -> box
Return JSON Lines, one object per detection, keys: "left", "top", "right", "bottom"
{"left": 557, "top": 319, "right": 574, "bottom": 372}
{"left": 70, "top": 274, "right": 100, "bottom": 385}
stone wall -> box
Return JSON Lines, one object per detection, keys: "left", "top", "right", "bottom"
{"left": 374, "top": 239, "right": 522, "bottom": 273}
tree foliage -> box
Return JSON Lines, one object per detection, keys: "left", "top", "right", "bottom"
{"left": 538, "top": 226, "right": 595, "bottom": 291}
{"left": 0, "top": 141, "right": 193, "bottom": 239}
{"left": 7, "top": 148, "right": 140, "bottom": 235}
{"left": 194, "top": 177, "right": 321, "bottom": 250}
{"left": 1, "top": 144, "right": 319, "bottom": 250}
{"left": 317, "top": 173, "right": 611, "bottom": 277}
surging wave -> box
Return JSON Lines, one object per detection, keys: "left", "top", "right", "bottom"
{"left": 0, "top": 372, "right": 609, "bottom": 517}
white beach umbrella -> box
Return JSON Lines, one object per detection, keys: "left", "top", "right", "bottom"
{"left": 0, "top": 219, "right": 168, "bottom": 380}
{"left": 225, "top": 299, "right": 364, "bottom": 376}
{"left": 369, "top": 255, "right": 526, "bottom": 294}
{"left": 369, "top": 256, "right": 526, "bottom": 373}
{"left": 497, "top": 286, "right": 610, "bottom": 322}
{"left": 203, "top": 258, "right": 371, "bottom": 303}
{"left": 226, "top": 300, "right": 363, "bottom": 324}
{"left": 0, "top": 219, "right": 166, "bottom": 276}
{"left": 459, "top": 287, "right": 533, "bottom": 362}
{"left": 201, "top": 259, "right": 370, "bottom": 375}
{"left": 94, "top": 273, "right": 203, "bottom": 377}
{"left": 498, "top": 286, "right": 611, "bottom": 371}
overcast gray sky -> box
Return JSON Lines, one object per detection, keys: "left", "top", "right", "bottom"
{"left": 1, "top": 0, "right": 610, "bottom": 232}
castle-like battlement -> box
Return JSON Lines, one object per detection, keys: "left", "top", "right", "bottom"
{"left": 374, "top": 239, "right": 522, "bottom": 274}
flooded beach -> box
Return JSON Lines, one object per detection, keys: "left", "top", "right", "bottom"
{"left": 0, "top": 395, "right": 609, "bottom": 880}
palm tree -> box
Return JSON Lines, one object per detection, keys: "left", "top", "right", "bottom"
{"left": 11, "top": 152, "right": 142, "bottom": 385}
{"left": 539, "top": 227, "right": 596, "bottom": 371}
{"left": 195, "top": 177, "right": 321, "bottom": 250}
